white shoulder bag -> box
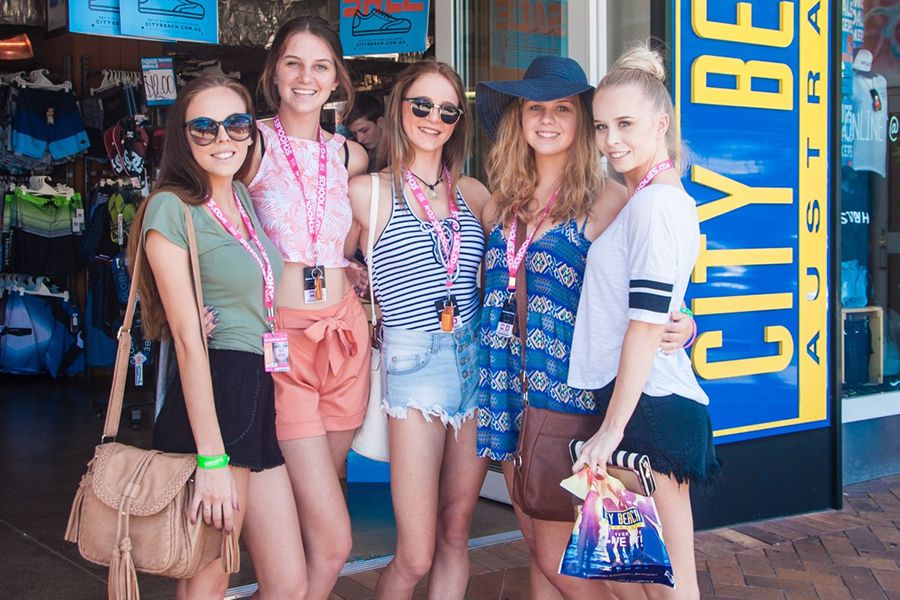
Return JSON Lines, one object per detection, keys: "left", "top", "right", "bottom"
{"left": 350, "top": 174, "right": 390, "bottom": 462}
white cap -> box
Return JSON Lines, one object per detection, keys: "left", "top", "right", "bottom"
{"left": 853, "top": 49, "right": 873, "bottom": 72}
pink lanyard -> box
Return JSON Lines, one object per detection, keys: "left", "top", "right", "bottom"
{"left": 405, "top": 166, "right": 461, "bottom": 292}
{"left": 207, "top": 191, "right": 277, "bottom": 330}
{"left": 272, "top": 116, "right": 328, "bottom": 264}
{"left": 505, "top": 188, "right": 560, "bottom": 292}
{"left": 633, "top": 159, "right": 674, "bottom": 195}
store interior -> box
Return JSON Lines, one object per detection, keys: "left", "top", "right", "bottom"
{"left": 0, "top": 5, "right": 519, "bottom": 596}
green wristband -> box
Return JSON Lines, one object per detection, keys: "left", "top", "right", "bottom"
{"left": 679, "top": 307, "right": 694, "bottom": 318}
{"left": 197, "top": 453, "right": 230, "bottom": 470}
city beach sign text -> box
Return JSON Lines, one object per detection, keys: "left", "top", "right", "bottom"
{"left": 674, "top": 0, "right": 829, "bottom": 442}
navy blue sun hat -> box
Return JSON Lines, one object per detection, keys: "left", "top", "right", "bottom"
{"left": 476, "top": 56, "right": 594, "bottom": 141}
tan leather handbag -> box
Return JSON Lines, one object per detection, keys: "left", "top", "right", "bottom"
{"left": 65, "top": 203, "right": 239, "bottom": 600}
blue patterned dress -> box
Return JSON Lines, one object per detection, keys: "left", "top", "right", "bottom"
{"left": 477, "top": 219, "right": 598, "bottom": 461}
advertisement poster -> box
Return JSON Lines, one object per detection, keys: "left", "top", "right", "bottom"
{"left": 340, "top": 0, "right": 430, "bottom": 56}
{"left": 69, "top": 0, "right": 122, "bottom": 37}
{"left": 673, "top": 0, "right": 830, "bottom": 443}
{"left": 120, "top": 0, "right": 218, "bottom": 44}
{"left": 490, "top": 0, "right": 567, "bottom": 78}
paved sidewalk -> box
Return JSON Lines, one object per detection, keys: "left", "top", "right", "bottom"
{"left": 330, "top": 473, "right": 900, "bottom": 599}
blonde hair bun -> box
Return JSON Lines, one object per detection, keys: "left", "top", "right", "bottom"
{"left": 610, "top": 43, "right": 666, "bottom": 83}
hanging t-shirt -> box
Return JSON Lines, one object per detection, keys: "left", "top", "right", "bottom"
{"left": 851, "top": 72, "right": 888, "bottom": 177}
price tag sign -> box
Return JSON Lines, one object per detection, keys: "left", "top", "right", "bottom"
{"left": 141, "top": 57, "right": 177, "bottom": 107}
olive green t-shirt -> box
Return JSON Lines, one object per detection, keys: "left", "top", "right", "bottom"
{"left": 142, "top": 183, "right": 284, "bottom": 355}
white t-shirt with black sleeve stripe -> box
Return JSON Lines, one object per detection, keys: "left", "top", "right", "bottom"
{"left": 568, "top": 184, "right": 708, "bottom": 405}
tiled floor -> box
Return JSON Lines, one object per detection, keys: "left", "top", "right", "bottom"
{"left": 325, "top": 474, "right": 900, "bottom": 599}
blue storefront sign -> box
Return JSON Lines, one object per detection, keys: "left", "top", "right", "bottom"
{"left": 340, "top": 0, "right": 430, "bottom": 56}
{"left": 120, "top": 0, "right": 218, "bottom": 44}
{"left": 673, "top": 0, "right": 830, "bottom": 443}
{"left": 69, "top": 0, "right": 122, "bottom": 37}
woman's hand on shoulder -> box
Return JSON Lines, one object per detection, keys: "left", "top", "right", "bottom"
{"left": 584, "top": 178, "right": 627, "bottom": 242}
{"left": 346, "top": 139, "right": 369, "bottom": 178}
{"left": 458, "top": 176, "right": 491, "bottom": 223}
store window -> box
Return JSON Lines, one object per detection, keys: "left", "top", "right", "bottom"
{"left": 454, "top": 0, "right": 569, "bottom": 179}
{"left": 841, "top": 1, "right": 900, "bottom": 397}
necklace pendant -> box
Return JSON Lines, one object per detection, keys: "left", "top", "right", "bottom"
{"left": 427, "top": 188, "right": 437, "bottom": 201}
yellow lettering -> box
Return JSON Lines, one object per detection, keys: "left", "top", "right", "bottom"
{"left": 692, "top": 293, "right": 793, "bottom": 315}
{"left": 692, "top": 166, "right": 792, "bottom": 223}
{"left": 692, "top": 326, "right": 794, "bottom": 379}
{"left": 693, "top": 235, "right": 793, "bottom": 283}
{"left": 692, "top": 56, "right": 793, "bottom": 110}
{"left": 692, "top": 0, "right": 794, "bottom": 47}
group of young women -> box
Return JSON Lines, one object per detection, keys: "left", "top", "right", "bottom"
{"left": 129, "top": 14, "right": 719, "bottom": 600}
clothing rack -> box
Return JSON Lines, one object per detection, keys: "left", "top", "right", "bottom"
{"left": 0, "top": 274, "right": 70, "bottom": 302}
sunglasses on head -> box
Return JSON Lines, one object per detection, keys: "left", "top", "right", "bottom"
{"left": 184, "top": 113, "right": 253, "bottom": 145}
{"left": 403, "top": 97, "right": 463, "bottom": 125}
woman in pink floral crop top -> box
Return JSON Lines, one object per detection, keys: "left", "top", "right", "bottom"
{"left": 241, "top": 16, "right": 370, "bottom": 600}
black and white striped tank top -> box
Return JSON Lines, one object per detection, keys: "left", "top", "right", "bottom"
{"left": 370, "top": 184, "right": 485, "bottom": 332}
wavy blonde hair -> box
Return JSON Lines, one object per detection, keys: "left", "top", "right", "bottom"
{"left": 597, "top": 42, "right": 685, "bottom": 170}
{"left": 380, "top": 60, "right": 472, "bottom": 203}
{"left": 486, "top": 97, "right": 602, "bottom": 227}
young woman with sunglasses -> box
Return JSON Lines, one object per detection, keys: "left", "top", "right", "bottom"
{"left": 129, "top": 76, "right": 306, "bottom": 598}
{"left": 475, "top": 56, "right": 693, "bottom": 599}
{"left": 568, "top": 45, "right": 720, "bottom": 600}
{"left": 240, "top": 16, "right": 370, "bottom": 599}
{"left": 346, "top": 60, "right": 491, "bottom": 599}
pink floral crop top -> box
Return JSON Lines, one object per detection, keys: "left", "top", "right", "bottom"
{"left": 248, "top": 121, "right": 351, "bottom": 267}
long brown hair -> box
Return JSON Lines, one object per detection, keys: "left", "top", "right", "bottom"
{"left": 127, "top": 75, "right": 258, "bottom": 340}
{"left": 486, "top": 96, "right": 602, "bottom": 227}
{"left": 380, "top": 60, "right": 472, "bottom": 203}
{"left": 258, "top": 16, "right": 354, "bottom": 118}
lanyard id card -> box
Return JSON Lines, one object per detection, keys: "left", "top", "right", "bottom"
{"left": 263, "top": 331, "right": 290, "bottom": 372}
{"left": 303, "top": 266, "right": 327, "bottom": 303}
{"left": 434, "top": 296, "right": 463, "bottom": 332}
{"left": 495, "top": 297, "right": 516, "bottom": 338}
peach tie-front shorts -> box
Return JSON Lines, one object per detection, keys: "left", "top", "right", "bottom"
{"left": 273, "top": 290, "right": 371, "bottom": 441}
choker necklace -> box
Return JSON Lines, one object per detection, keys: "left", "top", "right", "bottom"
{"left": 410, "top": 171, "right": 443, "bottom": 200}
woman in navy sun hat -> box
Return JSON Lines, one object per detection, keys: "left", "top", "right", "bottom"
{"left": 474, "top": 55, "right": 694, "bottom": 598}
{"left": 476, "top": 55, "right": 595, "bottom": 141}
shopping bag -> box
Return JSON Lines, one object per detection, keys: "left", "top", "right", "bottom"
{"left": 558, "top": 468, "right": 674, "bottom": 587}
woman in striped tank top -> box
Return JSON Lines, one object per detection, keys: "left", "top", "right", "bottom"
{"left": 347, "top": 61, "right": 491, "bottom": 599}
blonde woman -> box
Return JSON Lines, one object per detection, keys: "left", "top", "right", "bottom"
{"left": 476, "top": 56, "right": 693, "bottom": 598}
{"left": 568, "top": 44, "right": 720, "bottom": 600}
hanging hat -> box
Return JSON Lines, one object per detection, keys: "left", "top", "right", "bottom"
{"left": 476, "top": 56, "right": 594, "bottom": 141}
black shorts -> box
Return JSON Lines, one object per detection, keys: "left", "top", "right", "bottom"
{"left": 154, "top": 348, "right": 284, "bottom": 472}
{"left": 594, "top": 380, "right": 721, "bottom": 487}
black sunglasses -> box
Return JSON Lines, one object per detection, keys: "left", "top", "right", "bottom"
{"left": 403, "top": 97, "right": 463, "bottom": 125}
{"left": 184, "top": 113, "right": 253, "bottom": 145}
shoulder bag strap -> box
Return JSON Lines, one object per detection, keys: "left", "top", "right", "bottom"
{"left": 101, "top": 201, "right": 208, "bottom": 441}
{"left": 515, "top": 216, "right": 528, "bottom": 398}
{"left": 367, "top": 174, "right": 379, "bottom": 326}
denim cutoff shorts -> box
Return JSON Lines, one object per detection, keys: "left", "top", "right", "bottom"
{"left": 381, "top": 314, "right": 480, "bottom": 430}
